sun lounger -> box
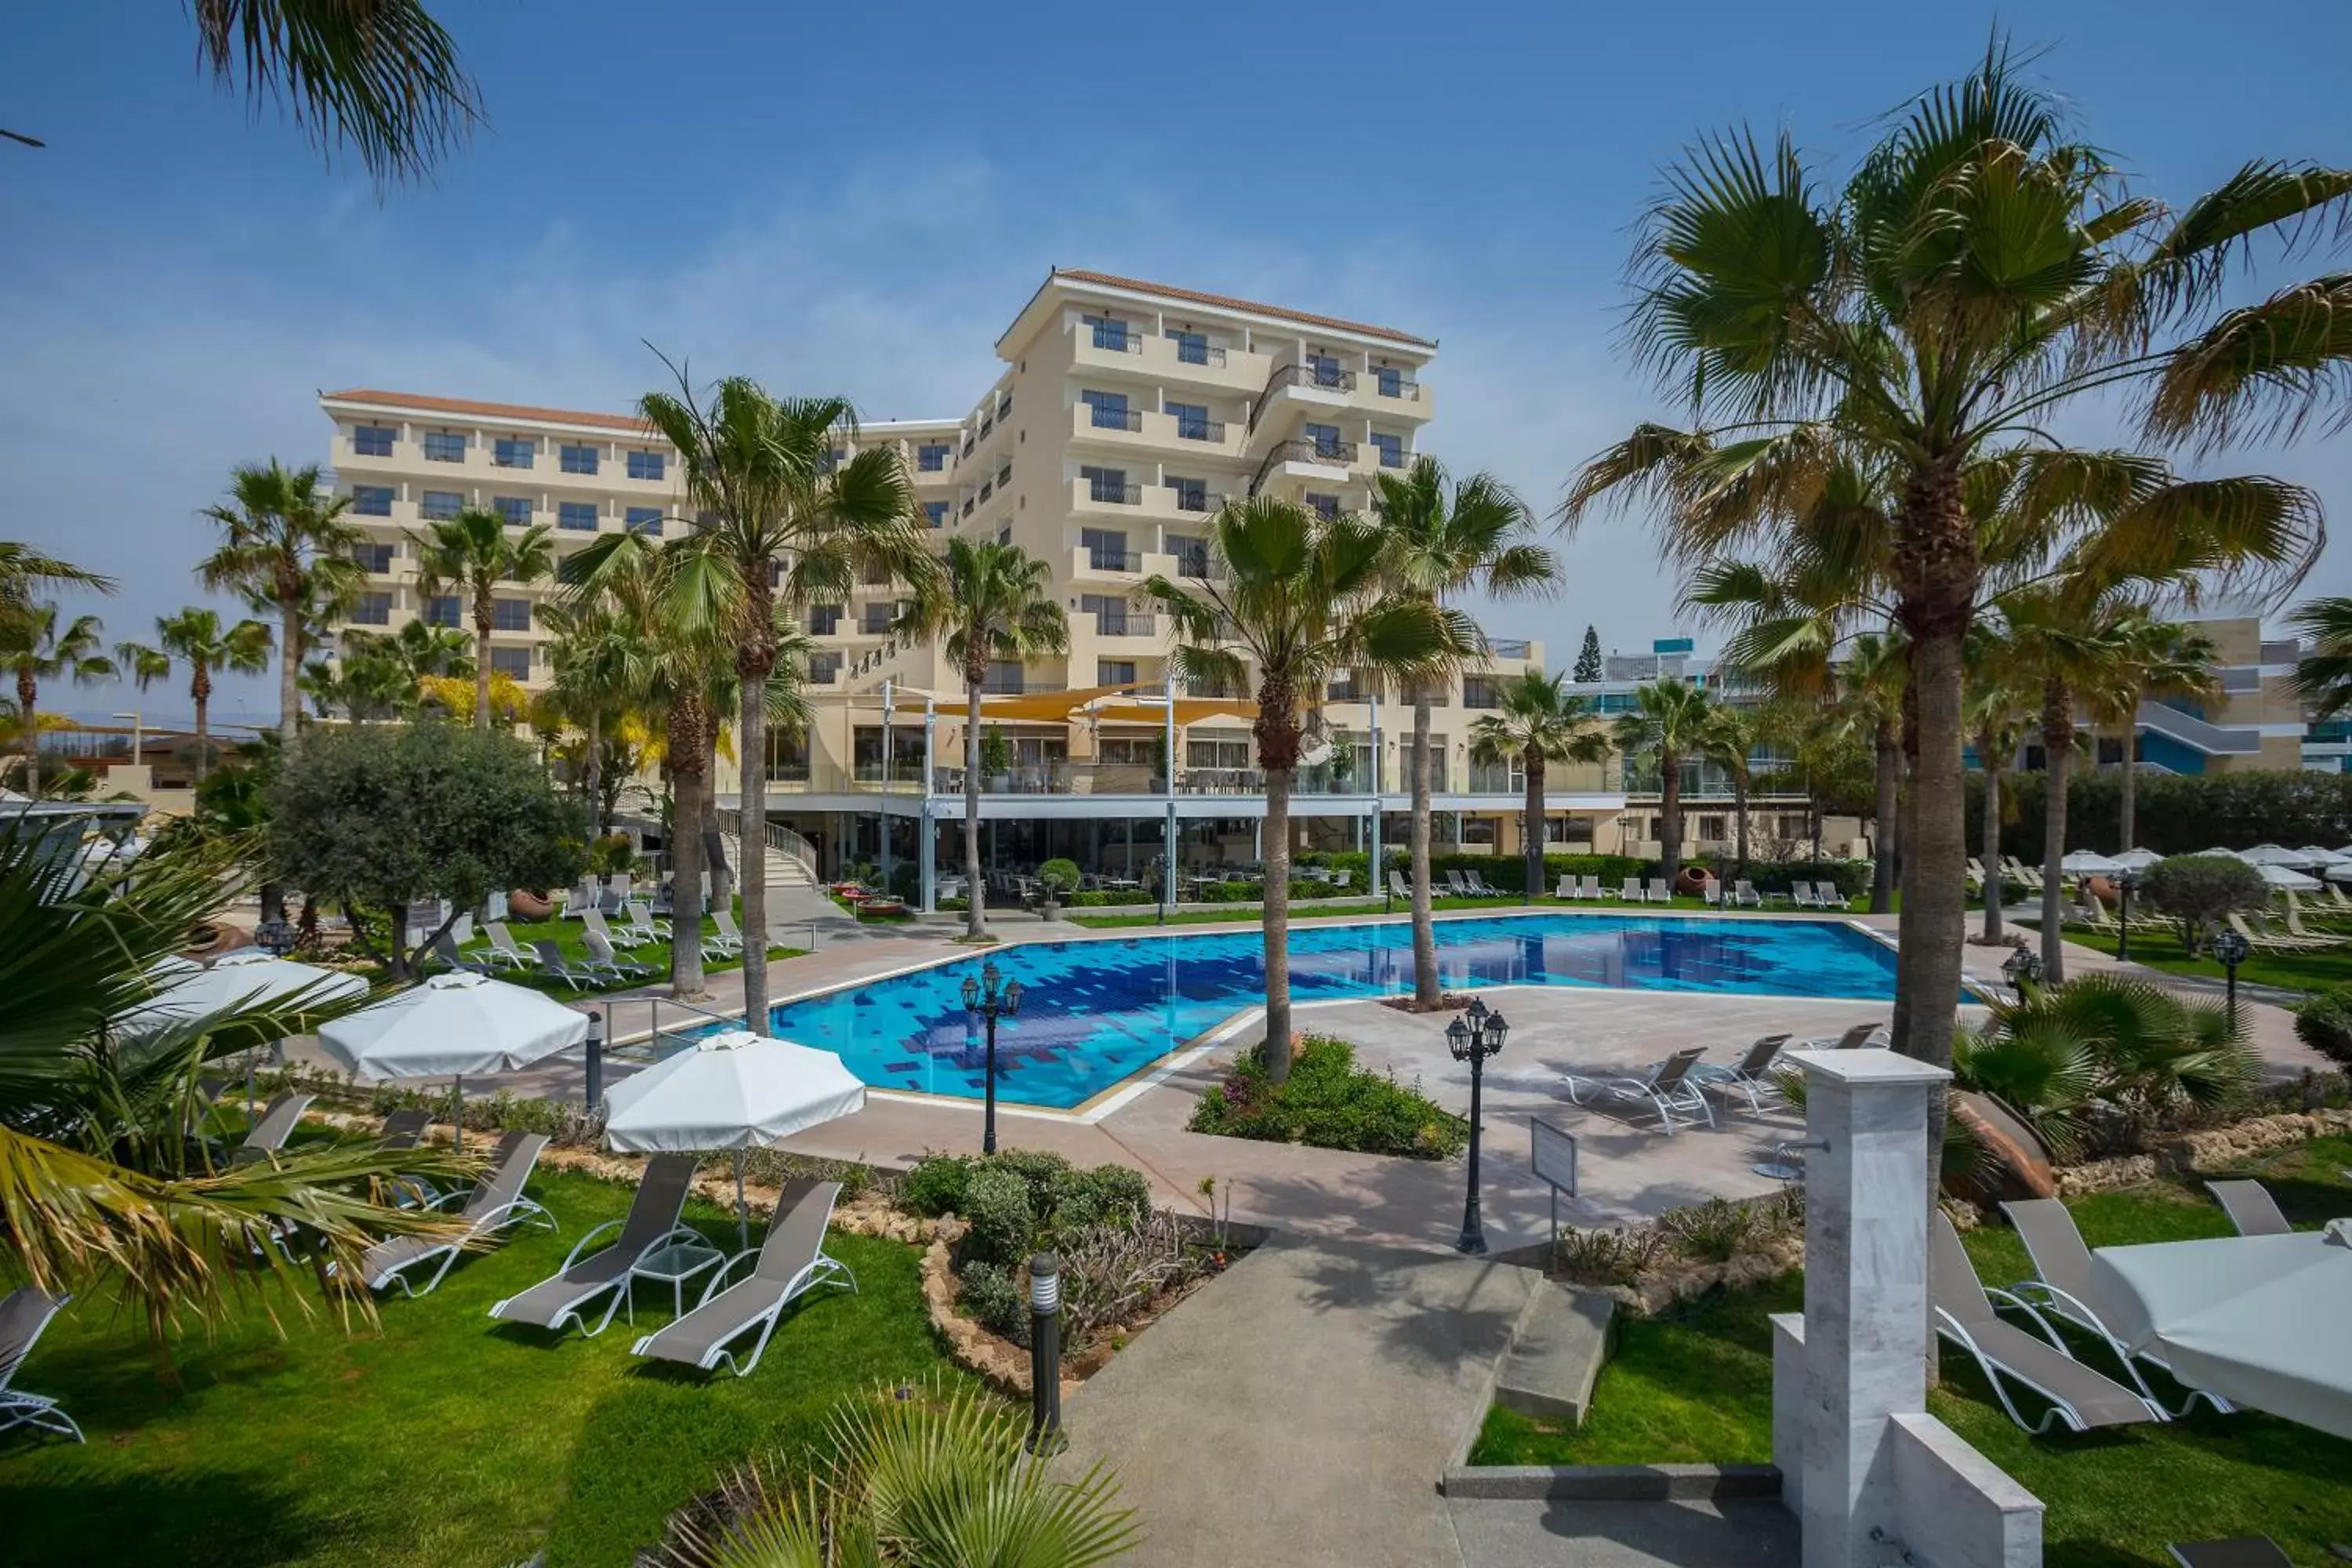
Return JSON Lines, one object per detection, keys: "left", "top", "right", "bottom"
{"left": 433, "top": 931, "right": 490, "bottom": 975}
{"left": 2281, "top": 893, "right": 2349, "bottom": 947}
{"left": 231, "top": 1091, "right": 315, "bottom": 1165}
{"left": 630, "top": 1180, "right": 857, "bottom": 1377}
{"left": 1619, "top": 877, "right": 1645, "bottom": 903}
{"left": 2225, "top": 913, "right": 2317, "bottom": 955}
{"left": 1798, "top": 1020, "right": 1887, "bottom": 1051}
{"left": 356, "top": 1131, "right": 554, "bottom": 1298}
{"left": 1702, "top": 880, "right": 1722, "bottom": 907}
{"left": 1733, "top": 880, "right": 1762, "bottom": 909}
{"left": 0, "top": 1289, "right": 81, "bottom": 1443}
{"left": 529, "top": 940, "right": 594, "bottom": 988}
{"left": 582, "top": 928, "right": 655, "bottom": 985}
{"left": 710, "top": 909, "right": 750, "bottom": 953}
{"left": 2167, "top": 1541, "right": 2295, "bottom": 1568}
{"left": 584, "top": 906, "right": 652, "bottom": 953}
{"left": 2328, "top": 883, "right": 2352, "bottom": 915}
{"left": 1928, "top": 1210, "right": 2164, "bottom": 1434}
{"left": 1791, "top": 881, "right": 1820, "bottom": 909}
{"left": 2205, "top": 1178, "right": 2292, "bottom": 1237}
{"left": 1563, "top": 1046, "right": 1714, "bottom": 1134}
{"left": 480, "top": 921, "right": 535, "bottom": 972}
{"left": 1646, "top": 877, "right": 1671, "bottom": 902}
{"left": 2000, "top": 1198, "right": 2234, "bottom": 1416}
{"left": 626, "top": 901, "right": 672, "bottom": 941}
{"left": 378, "top": 1109, "right": 431, "bottom": 1149}
{"left": 1466, "top": 869, "right": 1504, "bottom": 897}
{"left": 1580, "top": 876, "right": 1604, "bottom": 900}
{"left": 1690, "top": 1034, "right": 1791, "bottom": 1114}
{"left": 1554, "top": 874, "right": 1577, "bottom": 899}
{"left": 1444, "top": 869, "right": 1472, "bottom": 897}
{"left": 1388, "top": 870, "right": 1411, "bottom": 899}
{"left": 489, "top": 1153, "right": 702, "bottom": 1338}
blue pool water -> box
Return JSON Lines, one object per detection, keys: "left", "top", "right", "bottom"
{"left": 735, "top": 913, "right": 1899, "bottom": 1112}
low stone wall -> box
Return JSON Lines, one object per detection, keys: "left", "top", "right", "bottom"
{"left": 2055, "top": 1108, "right": 2352, "bottom": 1196}
{"left": 1582, "top": 1235, "right": 1804, "bottom": 1317}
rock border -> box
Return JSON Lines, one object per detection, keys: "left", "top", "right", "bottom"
{"left": 2055, "top": 1108, "right": 2352, "bottom": 1196}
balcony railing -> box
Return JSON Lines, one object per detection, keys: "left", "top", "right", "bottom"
{"left": 1174, "top": 417, "right": 1226, "bottom": 442}
{"left": 1086, "top": 483, "right": 1142, "bottom": 507}
{"left": 1250, "top": 437, "right": 1357, "bottom": 495}
{"left": 1247, "top": 360, "right": 1358, "bottom": 434}
{"left": 1372, "top": 372, "right": 1421, "bottom": 401}
{"left": 1174, "top": 555, "right": 1220, "bottom": 580}
{"left": 1087, "top": 547, "right": 1141, "bottom": 572}
{"left": 1171, "top": 489, "right": 1225, "bottom": 514}
{"left": 981, "top": 673, "right": 1025, "bottom": 695}
{"left": 1094, "top": 611, "right": 1157, "bottom": 637}
{"left": 1174, "top": 340, "right": 1227, "bottom": 367}
{"left": 1089, "top": 406, "right": 1144, "bottom": 433}
{"left": 1089, "top": 324, "right": 1145, "bottom": 354}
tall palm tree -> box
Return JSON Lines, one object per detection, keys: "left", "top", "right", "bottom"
{"left": 1562, "top": 44, "right": 2347, "bottom": 1083}
{"left": 114, "top": 608, "right": 274, "bottom": 782}
{"left": 1467, "top": 670, "right": 1609, "bottom": 898}
{"left": 1696, "top": 702, "right": 1762, "bottom": 878}
{"left": 410, "top": 507, "right": 557, "bottom": 732}
{"left": 0, "top": 543, "right": 112, "bottom": 616}
{"left": 1370, "top": 457, "right": 1552, "bottom": 1007}
{"left": 1, "top": 605, "right": 114, "bottom": 798}
{"left": 1612, "top": 677, "right": 1714, "bottom": 889}
{"left": 198, "top": 459, "right": 366, "bottom": 742}
{"left": 541, "top": 599, "right": 637, "bottom": 836}
{"left": 1838, "top": 633, "right": 1908, "bottom": 914}
{"left": 2092, "top": 620, "right": 2220, "bottom": 855}
{"left": 637, "top": 365, "right": 938, "bottom": 1034}
{"left": 897, "top": 538, "right": 1069, "bottom": 941}
{"left": 2292, "top": 597, "right": 2352, "bottom": 720}
{"left": 1144, "top": 499, "right": 1450, "bottom": 1083}
{"left": 1963, "top": 634, "right": 2034, "bottom": 944}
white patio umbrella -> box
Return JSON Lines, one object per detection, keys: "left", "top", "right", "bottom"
{"left": 2324, "top": 859, "right": 2352, "bottom": 884}
{"left": 2192, "top": 846, "right": 2245, "bottom": 861}
{"left": 2255, "top": 862, "right": 2322, "bottom": 892}
{"left": 2238, "top": 843, "right": 2312, "bottom": 867}
{"left": 2111, "top": 848, "right": 2166, "bottom": 872}
{"left": 318, "top": 972, "right": 587, "bottom": 1152}
{"left": 2058, "top": 850, "right": 2122, "bottom": 877}
{"left": 603, "top": 1029, "right": 866, "bottom": 1245}
{"left": 121, "top": 951, "right": 369, "bottom": 1112}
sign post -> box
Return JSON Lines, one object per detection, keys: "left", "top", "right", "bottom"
{"left": 1530, "top": 1116, "right": 1578, "bottom": 1257}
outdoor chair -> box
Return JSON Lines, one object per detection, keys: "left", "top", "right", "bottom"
{"left": 1389, "top": 870, "right": 1412, "bottom": 899}
{"left": 433, "top": 932, "right": 490, "bottom": 974}
{"left": 354, "top": 1131, "right": 554, "bottom": 1298}
{"left": 1580, "top": 876, "right": 1605, "bottom": 900}
{"left": 582, "top": 929, "right": 655, "bottom": 985}
{"left": 1619, "top": 877, "right": 1646, "bottom": 903}
{"left": 2226, "top": 913, "right": 2314, "bottom": 955}
{"left": 1690, "top": 1034, "right": 1791, "bottom": 1115}
{"left": 1928, "top": 1210, "right": 2165, "bottom": 1434}
{"left": 481, "top": 921, "right": 535, "bottom": 973}
{"left": 626, "top": 901, "right": 673, "bottom": 941}
{"left": 2167, "top": 1541, "right": 2295, "bottom": 1568}
{"left": 1702, "top": 881, "right": 1722, "bottom": 908}
{"left": 2281, "top": 893, "right": 2349, "bottom": 947}
{"left": 531, "top": 941, "right": 594, "bottom": 988}
{"left": 606, "top": 874, "right": 632, "bottom": 913}
{"left": 231, "top": 1091, "right": 316, "bottom": 1165}
{"left": 1733, "top": 880, "right": 1762, "bottom": 909}
{"left": 1468, "top": 869, "right": 1504, "bottom": 897}
{"left": 2001, "top": 1198, "right": 2234, "bottom": 1417}
{"left": 1327, "top": 869, "right": 1352, "bottom": 891}
{"left": 489, "top": 1154, "right": 702, "bottom": 1338}
{"left": 1555, "top": 875, "right": 1577, "bottom": 899}
{"left": 2328, "top": 883, "right": 2352, "bottom": 915}
{"left": 2205, "top": 1179, "right": 2292, "bottom": 1237}
{"left": 1562, "top": 1046, "right": 1714, "bottom": 1135}
{"left": 631, "top": 1180, "right": 857, "bottom": 1377}
{"left": 378, "top": 1109, "right": 431, "bottom": 1150}
{"left": 1791, "top": 882, "right": 1820, "bottom": 909}
{"left": 585, "top": 907, "right": 652, "bottom": 952}
{"left": 567, "top": 880, "right": 599, "bottom": 918}
{"left": 1646, "top": 877, "right": 1671, "bottom": 902}
{"left": 1799, "top": 1020, "right": 1887, "bottom": 1051}
{"left": 710, "top": 909, "right": 749, "bottom": 953}
{"left": 1445, "top": 869, "right": 1473, "bottom": 897}
{"left": 0, "top": 1289, "right": 82, "bottom": 1443}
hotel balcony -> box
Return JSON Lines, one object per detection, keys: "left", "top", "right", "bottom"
{"left": 1247, "top": 437, "right": 1356, "bottom": 497}
{"left": 1088, "top": 609, "right": 1160, "bottom": 642}
{"left": 1067, "top": 319, "right": 1269, "bottom": 395}
{"left": 1068, "top": 402, "right": 1245, "bottom": 459}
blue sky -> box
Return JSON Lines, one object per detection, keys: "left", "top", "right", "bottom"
{"left": 5, "top": 0, "right": 2348, "bottom": 727}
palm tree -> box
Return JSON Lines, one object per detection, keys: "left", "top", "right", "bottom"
{"left": 1562, "top": 44, "right": 2347, "bottom": 1083}
{"left": 0, "top": 542, "right": 111, "bottom": 615}
{"left": 410, "top": 507, "right": 557, "bottom": 731}
{"left": 1838, "top": 633, "right": 1908, "bottom": 915}
{"left": 2292, "top": 597, "right": 2352, "bottom": 720}
{"left": 198, "top": 459, "right": 366, "bottom": 742}
{"left": 115, "top": 608, "right": 274, "bottom": 782}
{"left": 1370, "top": 457, "right": 1552, "bottom": 1007}
{"left": 637, "top": 365, "right": 939, "bottom": 1034}
{"left": 1467, "top": 670, "right": 1609, "bottom": 898}
{"left": 0, "top": 605, "right": 114, "bottom": 798}
{"left": 1144, "top": 499, "right": 1450, "bottom": 1083}
{"left": 1696, "top": 702, "right": 1762, "bottom": 878}
{"left": 1963, "top": 636, "right": 2034, "bottom": 944}
{"left": 542, "top": 599, "right": 638, "bottom": 836}
{"left": 1612, "top": 677, "right": 1714, "bottom": 890}
{"left": 897, "top": 538, "right": 1069, "bottom": 941}
{"left": 2093, "top": 620, "right": 2220, "bottom": 855}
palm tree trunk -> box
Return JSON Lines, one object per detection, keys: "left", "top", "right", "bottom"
{"left": 2118, "top": 722, "right": 2139, "bottom": 854}
{"left": 472, "top": 594, "right": 492, "bottom": 732}
{"left": 964, "top": 680, "right": 986, "bottom": 941}
{"left": 1409, "top": 695, "right": 1438, "bottom": 1006}
{"left": 191, "top": 664, "right": 212, "bottom": 784}
{"left": 669, "top": 706, "right": 709, "bottom": 1000}
{"left": 16, "top": 672, "right": 38, "bottom": 799}
{"left": 1732, "top": 770, "right": 1750, "bottom": 878}
{"left": 705, "top": 730, "right": 732, "bottom": 912}
{"left": 1522, "top": 752, "right": 1545, "bottom": 901}
{"left": 1263, "top": 760, "right": 1295, "bottom": 1085}
{"left": 1981, "top": 757, "right": 2005, "bottom": 942}
{"left": 583, "top": 708, "right": 601, "bottom": 829}
{"left": 738, "top": 681, "right": 770, "bottom": 1033}
{"left": 1659, "top": 747, "right": 1682, "bottom": 887}
{"left": 2038, "top": 682, "right": 2073, "bottom": 983}
{"left": 1894, "top": 613, "right": 1969, "bottom": 1164}
{"left": 278, "top": 600, "right": 301, "bottom": 742}
{"left": 1871, "top": 724, "right": 1899, "bottom": 913}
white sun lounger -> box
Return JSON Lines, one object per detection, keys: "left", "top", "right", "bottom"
{"left": 1563, "top": 1046, "right": 1713, "bottom": 1134}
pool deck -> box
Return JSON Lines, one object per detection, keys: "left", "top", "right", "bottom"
{"left": 281, "top": 902, "right": 2329, "bottom": 1257}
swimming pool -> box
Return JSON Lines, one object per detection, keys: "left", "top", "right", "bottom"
{"left": 738, "top": 913, "right": 1898, "bottom": 1112}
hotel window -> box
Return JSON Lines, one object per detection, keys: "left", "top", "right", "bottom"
{"left": 997, "top": 526, "right": 1011, "bottom": 546}
{"left": 1167, "top": 328, "right": 1221, "bottom": 366}
{"left": 420, "top": 490, "right": 462, "bottom": 520}
{"left": 1098, "top": 659, "right": 1138, "bottom": 686}
{"left": 624, "top": 506, "right": 663, "bottom": 536}
{"left": 352, "top": 591, "right": 393, "bottom": 625}
{"left": 1461, "top": 816, "right": 1498, "bottom": 846}
{"left": 917, "top": 442, "right": 950, "bottom": 471}
{"left": 1698, "top": 815, "right": 1727, "bottom": 842}
{"left": 807, "top": 651, "right": 843, "bottom": 684}
{"left": 490, "top": 646, "right": 532, "bottom": 680}
{"left": 424, "top": 596, "right": 461, "bottom": 627}
{"left": 1167, "top": 476, "right": 1210, "bottom": 513}
{"left": 1303, "top": 422, "right": 1343, "bottom": 458}
{"left": 1305, "top": 353, "right": 1343, "bottom": 387}
{"left": 1374, "top": 365, "right": 1407, "bottom": 398}
{"left": 1080, "top": 466, "right": 1131, "bottom": 505}
{"left": 808, "top": 603, "right": 841, "bottom": 637}
{"left": 996, "top": 394, "right": 1012, "bottom": 418}
{"left": 560, "top": 443, "right": 600, "bottom": 475}
{"left": 353, "top": 424, "right": 396, "bottom": 456}
{"left": 493, "top": 437, "right": 535, "bottom": 469}
{"left": 1370, "top": 431, "right": 1405, "bottom": 469}
{"left": 861, "top": 603, "right": 892, "bottom": 634}
{"left": 351, "top": 485, "right": 394, "bottom": 517}
{"left": 493, "top": 495, "right": 532, "bottom": 525}
{"left": 492, "top": 598, "right": 532, "bottom": 632}
{"left": 558, "top": 501, "right": 598, "bottom": 532}
{"left": 1084, "top": 314, "right": 1132, "bottom": 351}
{"left": 1168, "top": 401, "right": 1218, "bottom": 441}
{"left": 352, "top": 542, "right": 395, "bottom": 573}
{"left": 1080, "top": 528, "right": 1131, "bottom": 570}
{"left": 1171, "top": 534, "right": 1210, "bottom": 577}
{"left": 627, "top": 450, "right": 665, "bottom": 481}
{"left": 1463, "top": 677, "right": 1500, "bottom": 710}
{"left": 982, "top": 660, "right": 1024, "bottom": 695}
{"left": 1081, "top": 593, "right": 1133, "bottom": 634}
{"left": 996, "top": 463, "right": 1011, "bottom": 488}
{"left": 1082, "top": 389, "right": 1134, "bottom": 430}
{"left": 423, "top": 431, "right": 466, "bottom": 462}
{"left": 1304, "top": 492, "right": 1341, "bottom": 521}
{"left": 924, "top": 500, "right": 949, "bottom": 528}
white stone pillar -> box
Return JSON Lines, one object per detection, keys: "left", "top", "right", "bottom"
{"left": 1789, "top": 1047, "right": 1951, "bottom": 1568}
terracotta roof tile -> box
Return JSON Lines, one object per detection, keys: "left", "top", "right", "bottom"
{"left": 321, "top": 388, "right": 656, "bottom": 434}
{"left": 1049, "top": 269, "right": 1435, "bottom": 348}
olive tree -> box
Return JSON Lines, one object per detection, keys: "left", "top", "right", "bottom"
{"left": 2139, "top": 855, "right": 2271, "bottom": 954}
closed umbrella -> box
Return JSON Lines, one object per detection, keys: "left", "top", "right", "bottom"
{"left": 603, "top": 1029, "right": 866, "bottom": 1244}
{"left": 318, "top": 972, "right": 587, "bottom": 1152}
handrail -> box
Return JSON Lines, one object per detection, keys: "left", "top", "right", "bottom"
{"left": 1250, "top": 438, "right": 1357, "bottom": 496}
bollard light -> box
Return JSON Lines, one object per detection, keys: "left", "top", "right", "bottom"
{"left": 585, "top": 1008, "right": 605, "bottom": 1109}
{"left": 1026, "top": 1251, "right": 1064, "bottom": 1454}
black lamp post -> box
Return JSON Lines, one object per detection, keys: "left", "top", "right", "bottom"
{"left": 1444, "top": 996, "right": 1508, "bottom": 1255}
{"left": 2212, "top": 924, "right": 2250, "bottom": 1030}
{"left": 962, "top": 960, "right": 1023, "bottom": 1155}
{"left": 2001, "top": 946, "right": 2043, "bottom": 1003}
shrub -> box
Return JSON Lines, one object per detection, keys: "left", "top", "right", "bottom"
{"left": 956, "top": 1259, "right": 1027, "bottom": 1342}
{"left": 1189, "top": 1033, "right": 1468, "bottom": 1158}
{"left": 986, "top": 1148, "right": 1073, "bottom": 1219}
{"left": 2140, "top": 855, "right": 2272, "bottom": 952}
{"left": 2294, "top": 986, "right": 2352, "bottom": 1068}
{"left": 1983, "top": 768, "right": 2352, "bottom": 862}
{"left": 959, "top": 1163, "right": 1036, "bottom": 1267}
{"left": 1555, "top": 1223, "right": 1668, "bottom": 1286}
{"left": 1051, "top": 1162, "right": 1151, "bottom": 1232}
{"left": 1035, "top": 858, "right": 1082, "bottom": 897}
{"left": 899, "top": 1152, "right": 977, "bottom": 1217}
{"left": 1661, "top": 1196, "right": 1760, "bottom": 1262}
{"left": 1059, "top": 1208, "right": 1213, "bottom": 1349}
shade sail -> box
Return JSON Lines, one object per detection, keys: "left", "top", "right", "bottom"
{"left": 317, "top": 971, "right": 586, "bottom": 1080}
{"left": 604, "top": 1030, "right": 865, "bottom": 1153}
{"left": 2092, "top": 1232, "right": 2352, "bottom": 1440}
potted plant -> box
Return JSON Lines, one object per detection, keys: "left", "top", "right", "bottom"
{"left": 1328, "top": 725, "right": 1353, "bottom": 787}
{"left": 981, "top": 724, "right": 1013, "bottom": 793}
{"left": 1036, "top": 857, "right": 1081, "bottom": 919}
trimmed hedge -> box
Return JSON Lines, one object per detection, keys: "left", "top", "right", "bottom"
{"left": 1979, "top": 768, "right": 2352, "bottom": 862}
{"left": 2294, "top": 985, "right": 2352, "bottom": 1068}
{"left": 1190, "top": 1033, "right": 1468, "bottom": 1158}
{"left": 1309, "top": 850, "right": 1869, "bottom": 898}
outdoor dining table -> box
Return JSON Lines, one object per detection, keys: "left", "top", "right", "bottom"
{"left": 2089, "top": 1229, "right": 2352, "bottom": 1439}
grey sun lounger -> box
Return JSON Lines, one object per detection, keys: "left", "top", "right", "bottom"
{"left": 1445, "top": 869, "right": 1473, "bottom": 897}
{"left": 1929, "top": 1210, "right": 2164, "bottom": 1434}
{"left": 356, "top": 1130, "right": 554, "bottom": 1298}
{"left": 1690, "top": 1034, "right": 1791, "bottom": 1113}
{"left": 1388, "top": 869, "right": 1411, "bottom": 899}
{"left": 434, "top": 931, "right": 489, "bottom": 974}
{"left": 489, "top": 1153, "right": 702, "bottom": 1338}
{"left": 2206, "top": 1179, "right": 2292, "bottom": 1237}
{"left": 2000, "top": 1198, "right": 2234, "bottom": 1417}
{"left": 0, "top": 1288, "right": 82, "bottom": 1443}
{"left": 1563, "top": 1046, "right": 1714, "bottom": 1135}
{"left": 531, "top": 939, "right": 594, "bottom": 988}
{"left": 582, "top": 928, "right": 655, "bottom": 984}
{"left": 378, "top": 1109, "right": 431, "bottom": 1150}
{"left": 2167, "top": 1540, "right": 2295, "bottom": 1568}
{"left": 231, "top": 1091, "right": 316, "bottom": 1165}
{"left": 584, "top": 906, "right": 652, "bottom": 952}
{"left": 630, "top": 1179, "right": 856, "bottom": 1377}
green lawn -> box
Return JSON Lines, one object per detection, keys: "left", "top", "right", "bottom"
{"left": 1471, "top": 1137, "right": 2352, "bottom": 1568}
{"left": 452, "top": 902, "right": 805, "bottom": 1000}
{"left": 0, "top": 1169, "right": 964, "bottom": 1567}
{"left": 2041, "top": 921, "right": 2352, "bottom": 995}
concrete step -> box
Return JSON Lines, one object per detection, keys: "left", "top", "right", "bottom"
{"left": 1494, "top": 1282, "right": 1615, "bottom": 1427}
